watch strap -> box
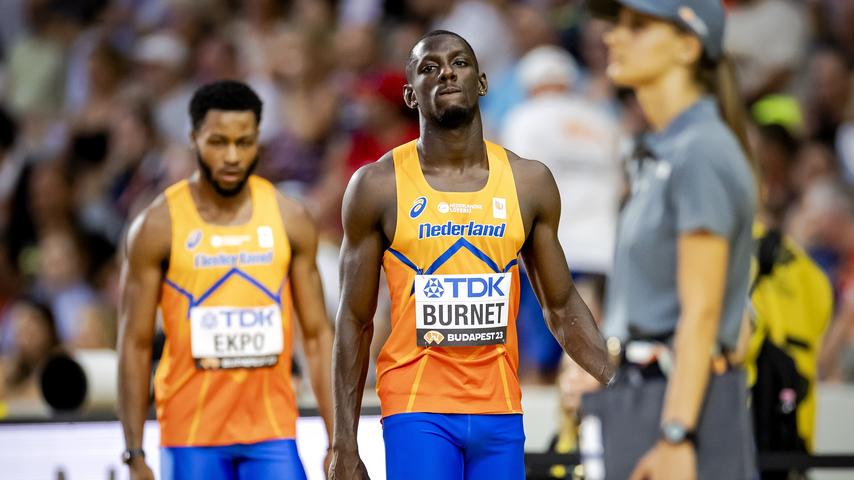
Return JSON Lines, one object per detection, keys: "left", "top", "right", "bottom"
{"left": 122, "top": 448, "right": 146, "bottom": 465}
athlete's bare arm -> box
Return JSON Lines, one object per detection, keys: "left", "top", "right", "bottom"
{"left": 329, "top": 155, "right": 396, "bottom": 480}
{"left": 117, "top": 197, "right": 171, "bottom": 479}
{"left": 510, "top": 152, "right": 614, "bottom": 385}
{"left": 276, "top": 194, "right": 335, "bottom": 467}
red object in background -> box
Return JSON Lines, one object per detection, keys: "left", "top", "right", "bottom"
{"left": 345, "top": 70, "right": 419, "bottom": 176}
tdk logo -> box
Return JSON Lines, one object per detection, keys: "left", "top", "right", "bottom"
{"left": 420, "top": 276, "right": 506, "bottom": 299}
{"left": 423, "top": 278, "right": 444, "bottom": 298}
{"left": 410, "top": 196, "right": 427, "bottom": 218}
{"left": 200, "top": 308, "right": 277, "bottom": 329}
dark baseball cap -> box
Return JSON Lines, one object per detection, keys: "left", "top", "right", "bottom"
{"left": 588, "top": 0, "right": 726, "bottom": 62}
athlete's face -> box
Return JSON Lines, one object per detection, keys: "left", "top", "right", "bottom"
{"left": 191, "top": 110, "right": 259, "bottom": 197}
{"left": 404, "top": 35, "right": 488, "bottom": 129}
{"left": 603, "top": 8, "right": 701, "bottom": 88}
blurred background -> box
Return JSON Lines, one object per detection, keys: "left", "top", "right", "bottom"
{"left": 0, "top": 0, "right": 852, "bottom": 477}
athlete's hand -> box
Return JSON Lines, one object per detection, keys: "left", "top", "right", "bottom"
{"left": 323, "top": 447, "right": 333, "bottom": 477}
{"left": 629, "top": 441, "right": 696, "bottom": 480}
{"left": 128, "top": 460, "right": 155, "bottom": 480}
{"left": 327, "top": 448, "right": 370, "bottom": 480}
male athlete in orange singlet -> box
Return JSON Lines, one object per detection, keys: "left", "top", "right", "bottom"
{"left": 118, "top": 81, "right": 333, "bottom": 480}
{"left": 328, "top": 31, "right": 615, "bottom": 480}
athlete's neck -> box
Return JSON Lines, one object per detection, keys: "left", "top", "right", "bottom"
{"left": 191, "top": 172, "right": 251, "bottom": 216}
{"left": 417, "top": 114, "right": 487, "bottom": 170}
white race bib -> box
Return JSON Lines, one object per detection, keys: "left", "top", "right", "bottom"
{"left": 414, "top": 273, "right": 511, "bottom": 347}
{"left": 189, "top": 305, "right": 283, "bottom": 369}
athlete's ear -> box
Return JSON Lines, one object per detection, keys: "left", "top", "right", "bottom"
{"left": 478, "top": 73, "right": 488, "bottom": 97}
{"left": 403, "top": 83, "right": 419, "bottom": 110}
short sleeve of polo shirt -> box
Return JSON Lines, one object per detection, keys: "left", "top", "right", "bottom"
{"left": 667, "top": 146, "right": 736, "bottom": 238}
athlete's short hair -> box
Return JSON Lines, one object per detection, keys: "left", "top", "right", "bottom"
{"left": 189, "top": 80, "right": 263, "bottom": 130}
{"left": 406, "top": 30, "right": 479, "bottom": 75}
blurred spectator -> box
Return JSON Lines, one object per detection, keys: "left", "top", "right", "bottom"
{"left": 802, "top": 47, "right": 852, "bottom": 148}
{"left": 819, "top": 0, "right": 854, "bottom": 64}
{"left": 327, "top": 69, "right": 417, "bottom": 226}
{"left": 788, "top": 179, "right": 854, "bottom": 289}
{"left": 0, "top": 235, "right": 21, "bottom": 338}
{"left": 577, "top": 18, "right": 615, "bottom": 104}
{"left": 756, "top": 124, "right": 800, "bottom": 226}
{"left": 0, "top": 106, "right": 22, "bottom": 227}
{"left": 58, "top": 0, "right": 110, "bottom": 115}
{"left": 408, "top": 0, "right": 514, "bottom": 85}
{"left": 132, "top": 30, "right": 194, "bottom": 146}
{"left": 725, "top": 0, "right": 809, "bottom": 103}
{"left": 803, "top": 180, "right": 854, "bottom": 382}
{"left": 5, "top": 1, "right": 66, "bottom": 116}
{"left": 69, "top": 303, "right": 116, "bottom": 350}
{"left": 502, "top": 46, "right": 622, "bottom": 378}
{"left": 231, "top": 0, "right": 291, "bottom": 77}
{"left": 75, "top": 39, "right": 129, "bottom": 129}
{"left": 0, "top": 297, "right": 60, "bottom": 417}
{"left": 546, "top": 355, "right": 601, "bottom": 479}
{"left": 32, "top": 228, "right": 98, "bottom": 344}
{"left": 501, "top": 45, "right": 622, "bottom": 303}
{"left": 261, "top": 27, "right": 339, "bottom": 196}
{"left": 192, "top": 33, "right": 282, "bottom": 143}
{"left": 480, "top": 3, "right": 558, "bottom": 137}
{"left": 0, "top": 0, "right": 27, "bottom": 57}
{"left": 791, "top": 142, "right": 839, "bottom": 199}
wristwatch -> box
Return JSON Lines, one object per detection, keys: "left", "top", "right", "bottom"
{"left": 121, "top": 448, "right": 146, "bottom": 465}
{"left": 660, "top": 421, "right": 697, "bottom": 446}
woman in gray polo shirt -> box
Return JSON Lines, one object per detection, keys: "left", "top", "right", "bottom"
{"left": 590, "top": 0, "right": 757, "bottom": 478}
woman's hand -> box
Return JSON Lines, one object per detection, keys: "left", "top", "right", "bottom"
{"left": 629, "top": 441, "right": 697, "bottom": 480}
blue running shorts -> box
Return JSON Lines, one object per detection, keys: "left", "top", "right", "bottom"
{"left": 383, "top": 413, "right": 525, "bottom": 480}
{"left": 161, "top": 438, "right": 307, "bottom": 480}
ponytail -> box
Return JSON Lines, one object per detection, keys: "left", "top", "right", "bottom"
{"left": 697, "top": 55, "right": 759, "bottom": 180}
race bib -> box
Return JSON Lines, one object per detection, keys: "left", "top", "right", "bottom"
{"left": 189, "top": 305, "right": 283, "bottom": 369}
{"left": 414, "top": 273, "right": 511, "bottom": 347}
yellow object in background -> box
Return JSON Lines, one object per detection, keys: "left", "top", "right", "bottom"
{"left": 746, "top": 223, "right": 833, "bottom": 450}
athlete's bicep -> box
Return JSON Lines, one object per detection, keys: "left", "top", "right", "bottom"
{"left": 519, "top": 164, "right": 574, "bottom": 310}
{"left": 119, "top": 207, "right": 169, "bottom": 347}
{"left": 338, "top": 168, "right": 386, "bottom": 323}
{"left": 283, "top": 201, "right": 331, "bottom": 339}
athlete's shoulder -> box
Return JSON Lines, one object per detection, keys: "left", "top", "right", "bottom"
{"left": 342, "top": 151, "right": 396, "bottom": 234}
{"left": 503, "top": 147, "right": 557, "bottom": 189}
{"left": 346, "top": 151, "right": 395, "bottom": 203}
{"left": 125, "top": 193, "right": 171, "bottom": 261}
{"left": 353, "top": 150, "right": 396, "bottom": 184}
{"left": 272, "top": 189, "right": 317, "bottom": 253}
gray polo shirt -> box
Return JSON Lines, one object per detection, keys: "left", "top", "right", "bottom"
{"left": 604, "top": 97, "right": 756, "bottom": 350}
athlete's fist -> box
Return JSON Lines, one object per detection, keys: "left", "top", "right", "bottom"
{"left": 327, "top": 448, "right": 370, "bottom": 480}
{"left": 128, "top": 460, "right": 155, "bottom": 480}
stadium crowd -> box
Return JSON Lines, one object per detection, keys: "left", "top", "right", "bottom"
{"left": 0, "top": 0, "right": 852, "bottom": 428}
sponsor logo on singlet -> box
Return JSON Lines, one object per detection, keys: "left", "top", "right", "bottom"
{"left": 410, "top": 196, "right": 427, "bottom": 219}
{"left": 414, "top": 273, "right": 510, "bottom": 346}
{"left": 193, "top": 252, "right": 274, "bottom": 268}
{"left": 211, "top": 234, "right": 251, "bottom": 248}
{"left": 436, "top": 202, "right": 483, "bottom": 214}
{"left": 492, "top": 197, "right": 506, "bottom": 219}
{"left": 190, "top": 304, "right": 283, "bottom": 369}
{"left": 186, "top": 230, "right": 203, "bottom": 250}
{"left": 257, "top": 226, "right": 274, "bottom": 248}
{"left": 417, "top": 221, "right": 506, "bottom": 239}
